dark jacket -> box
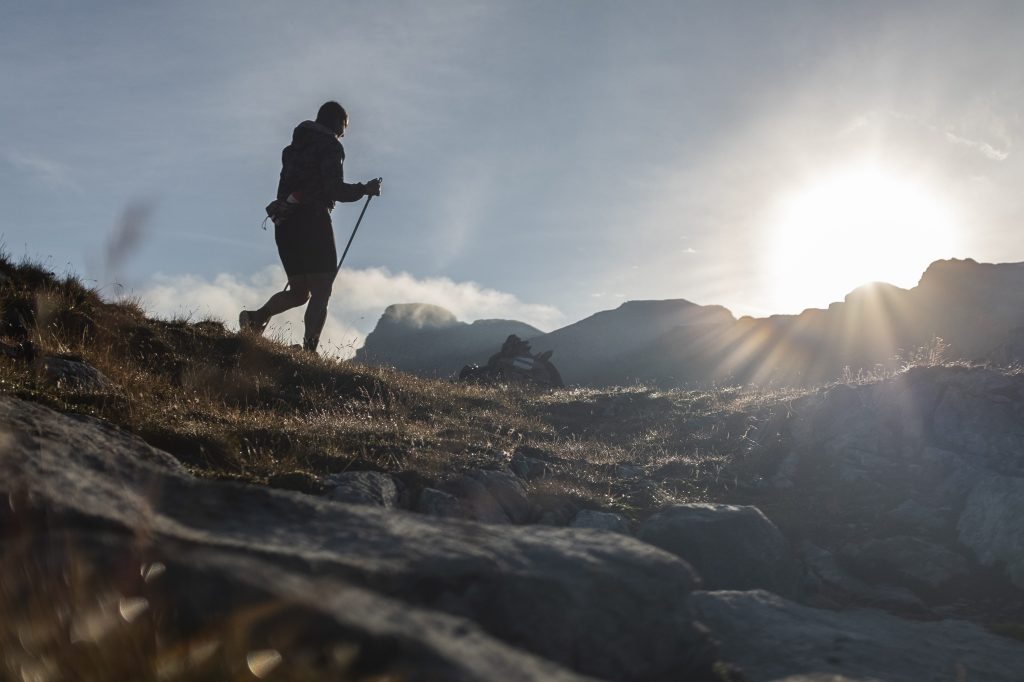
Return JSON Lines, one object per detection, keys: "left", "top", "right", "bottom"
{"left": 276, "top": 120, "right": 366, "bottom": 208}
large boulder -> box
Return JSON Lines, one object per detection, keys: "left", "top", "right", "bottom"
{"left": 691, "top": 590, "right": 1024, "bottom": 682}
{"left": 639, "top": 503, "right": 798, "bottom": 594}
{"left": 0, "top": 396, "right": 719, "bottom": 682}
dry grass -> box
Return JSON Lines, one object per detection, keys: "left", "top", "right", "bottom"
{"left": 0, "top": 254, "right": 805, "bottom": 519}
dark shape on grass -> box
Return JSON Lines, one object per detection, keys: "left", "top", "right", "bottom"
{"left": 459, "top": 334, "right": 563, "bottom": 388}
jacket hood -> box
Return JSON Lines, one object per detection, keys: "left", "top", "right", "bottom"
{"left": 297, "top": 120, "right": 338, "bottom": 136}
{"left": 291, "top": 120, "right": 341, "bottom": 147}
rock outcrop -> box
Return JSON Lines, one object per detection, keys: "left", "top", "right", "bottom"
{"left": 772, "top": 366, "right": 1024, "bottom": 596}
{"left": 0, "top": 396, "right": 718, "bottom": 681}
{"left": 691, "top": 590, "right": 1024, "bottom": 682}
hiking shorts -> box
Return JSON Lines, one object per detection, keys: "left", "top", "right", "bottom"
{"left": 274, "top": 204, "right": 337, "bottom": 277}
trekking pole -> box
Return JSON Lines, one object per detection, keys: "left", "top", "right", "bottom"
{"left": 333, "top": 190, "right": 375, "bottom": 283}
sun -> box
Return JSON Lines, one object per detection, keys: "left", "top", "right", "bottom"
{"left": 764, "top": 165, "right": 958, "bottom": 312}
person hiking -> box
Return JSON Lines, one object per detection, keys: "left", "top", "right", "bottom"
{"left": 239, "top": 101, "right": 382, "bottom": 352}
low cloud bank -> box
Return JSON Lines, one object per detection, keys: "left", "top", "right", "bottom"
{"left": 137, "top": 265, "right": 563, "bottom": 358}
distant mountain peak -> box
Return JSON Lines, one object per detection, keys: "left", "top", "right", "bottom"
{"left": 381, "top": 303, "right": 460, "bottom": 329}
{"left": 615, "top": 298, "right": 698, "bottom": 310}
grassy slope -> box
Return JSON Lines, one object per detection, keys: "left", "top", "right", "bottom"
{"left": 0, "top": 256, "right": 802, "bottom": 519}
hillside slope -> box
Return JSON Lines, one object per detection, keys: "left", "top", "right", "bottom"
{"left": 2, "top": 255, "right": 1023, "bottom": 680}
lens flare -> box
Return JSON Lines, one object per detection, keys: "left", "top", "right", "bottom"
{"left": 764, "top": 166, "right": 958, "bottom": 312}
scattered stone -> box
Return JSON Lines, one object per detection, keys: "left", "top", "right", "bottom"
{"left": 0, "top": 338, "right": 33, "bottom": 361}
{"left": 325, "top": 471, "right": 400, "bottom": 508}
{"left": 39, "top": 355, "right": 112, "bottom": 391}
{"left": 417, "top": 487, "right": 465, "bottom": 519}
{"left": 958, "top": 474, "right": 1024, "bottom": 589}
{"left": 570, "top": 510, "right": 632, "bottom": 535}
{"left": 691, "top": 590, "right": 1024, "bottom": 682}
{"left": 267, "top": 470, "right": 324, "bottom": 495}
{"left": 451, "top": 469, "right": 534, "bottom": 524}
{"left": 639, "top": 503, "right": 799, "bottom": 594}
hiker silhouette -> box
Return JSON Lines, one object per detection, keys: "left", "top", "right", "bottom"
{"left": 239, "top": 101, "right": 382, "bottom": 352}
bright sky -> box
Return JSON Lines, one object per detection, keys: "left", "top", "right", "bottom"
{"left": 3, "top": 1, "right": 1023, "bottom": 351}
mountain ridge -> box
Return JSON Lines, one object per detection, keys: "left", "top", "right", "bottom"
{"left": 356, "top": 258, "right": 1024, "bottom": 386}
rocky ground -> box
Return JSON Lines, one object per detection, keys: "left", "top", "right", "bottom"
{"left": 1, "top": 258, "right": 1023, "bottom": 680}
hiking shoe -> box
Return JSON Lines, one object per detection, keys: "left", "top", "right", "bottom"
{"left": 238, "top": 310, "right": 267, "bottom": 335}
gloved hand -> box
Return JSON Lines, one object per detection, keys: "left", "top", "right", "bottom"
{"left": 364, "top": 177, "right": 383, "bottom": 197}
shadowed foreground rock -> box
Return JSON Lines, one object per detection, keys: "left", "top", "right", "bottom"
{"left": 639, "top": 503, "right": 798, "bottom": 595}
{"left": 691, "top": 590, "right": 1024, "bottom": 682}
{"left": 0, "top": 396, "right": 717, "bottom": 681}
{"left": 774, "top": 366, "right": 1024, "bottom": 599}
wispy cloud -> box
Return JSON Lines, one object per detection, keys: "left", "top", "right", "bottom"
{"left": 943, "top": 131, "right": 1010, "bottom": 161}
{"left": 5, "top": 151, "right": 81, "bottom": 192}
{"left": 136, "top": 265, "right": 563, "bottom": 358}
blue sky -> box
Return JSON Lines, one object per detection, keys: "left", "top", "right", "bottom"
{"left": 3, "top": 1, "right": 1023, "bottom": 351}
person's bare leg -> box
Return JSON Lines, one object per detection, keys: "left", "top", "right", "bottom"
{"left": 250, "top": 275, "right": 313, "bottom": 328}
{"left": 302, "top": 272, "right": 334, "bottom": 352}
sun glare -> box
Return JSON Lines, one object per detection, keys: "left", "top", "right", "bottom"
{"left": 764, "top": 166, "right": 957, "bottom": 312}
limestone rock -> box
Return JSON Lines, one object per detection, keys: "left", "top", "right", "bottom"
{"left": 639, "top": 503, "right": 798, "bottom": 594}
{"left": 39, "top": 355, "right": 112, "bottom": 391}
{"left": 691, "top": 589, "right": 1024, "bottom": 682}
{"left": 450, "top": 469, "right": 534, "bottom": 524}
{"left": 958, "top": 474, "right": 1024, "bottom": 588}
{"left": 326, "top": 471, "right": 400, "bottom": 508}
{"left": 931, "top": 373, "right": 1024, "bottom": 476}
{"left": 570, "top": 510, "right": 632, "bottom": 535}
{"left": 416, "top": 487, "right": 465, "bottom": 518}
